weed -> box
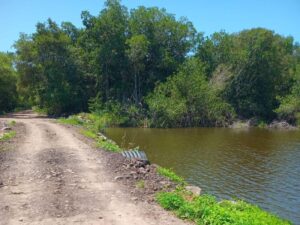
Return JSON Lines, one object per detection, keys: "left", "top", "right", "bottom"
{"left": 157, "top": 167, "right": 185, "bottom": 184}
{"left": 96, "top": 139, "right": 121, "bottom": 152}
{"left": 136, "top": 180, "right": 145, "bottom": 189}
{"left": 8, "top": 120, "right": 16, "bottom": 126}
{"left": 80, "top": 129, "right": 98, "bottom": 139}
{"left": 0, "top": 131, "right": 16, "bottom": 142}
{"left": 57, "top": 116, "right": 83, "bottom": 126}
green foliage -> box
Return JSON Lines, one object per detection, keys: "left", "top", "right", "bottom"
{"left": 11, "top": 1, "right": 300, "bottom": 127}
{"left": 275, "top": 64, "right": 300, "bottom": 125}
{"left": 58, "top": 116, "right": 84, "bottom": 126}
{"left": 0, "top": 52, "right": 18, "bottom": 114}
{"left": 80, "top": 129, "right": 98, "bottom": 139}
{"left": 157, "top": 167, "right": 185, "bottom": 184}
{"left": 58, "top": 113, "right": 122, "bottom": 152}
{"left": 8, "top": 120, "right": 16, "bottom": 126}
{"left": 157, "top": 192, "right": 185, "bottom": 210}
{"left": 147, "top": 58, "right": 235, "bottom": 127}
{"left": 224, "top": 28, "right": 295, "bottom": 120}
{"left": 96, "top": 138, "right": 121, "bottom": 152}
{"left": 0, "top": 131, "right": 16, "bottom": 142}
{"left": 156, "top": 191, "right": 291, "bottom": 225}
{"left": 15, "top": 20, "right": 88, "bottom": 115}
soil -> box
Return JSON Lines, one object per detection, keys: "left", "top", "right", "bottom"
{"left": 0, "top": 111, "right": 190, "bottom": 225}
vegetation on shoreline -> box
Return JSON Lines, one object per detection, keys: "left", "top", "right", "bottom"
{"left": 58, "top": 113, "right": 292, "bottom": 224}
{"left": 156, "top": 190, "right": 291, "bottom": 225}
{"left": 58, "top": 114, "right": 121, "bottom": 152}
{"left": 0, "top": 0, "right": 299, "bottom": 127}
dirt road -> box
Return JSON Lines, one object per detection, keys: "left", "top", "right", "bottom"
{"left": 0, "top": 111, "right": 188, "bottom": 225}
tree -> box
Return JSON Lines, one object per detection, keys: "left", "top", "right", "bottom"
{"left": 225, "top": 28, "right": 294, "bottom": 120}
{"left": 128, "top": 6, "right": 196, "bottom": 97}
{"left": 275, "top": 63, "right": 300, "bottom": 124}
{"left": 0, "top": 52, "right": 17, "bottom": 113}
{"left": 146, "top": 58, "right": 235, "bottom": 127}
{"left": 80, "top": 0, "right": 129, "bottom": 102}
{"left": 126, "top": 34, "right": 149, "bottom": 104}
{"left": 196, "top": 31, "right": 235, "bottom": 78}
{"left": 15, "top": 19, "right": 86, "bottom": 115}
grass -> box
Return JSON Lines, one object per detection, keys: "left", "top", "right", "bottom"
{"left": 58, "top": 113, "right": 122, "bottom": 152}
{"left": 156, "top": 190, "right": 292, "bottom": 225}
{"left": 58, "top": 116, "right": 84, "bottom": 126}
{"left": 9, "top": 120, "right": 16, "bottom": 126}
{"left": 0, "top": 131, "right": 16, "bottom": 142}
{"left": 136, "top": 180, "right": 145, "bottom": 189}
{"left": 157, "top": 167, "right": 186, "bottom": 184}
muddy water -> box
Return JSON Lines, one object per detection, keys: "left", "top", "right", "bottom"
{"left": 105, "top": 127, "right": 300, "bottom": 224}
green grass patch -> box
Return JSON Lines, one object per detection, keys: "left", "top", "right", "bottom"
{"left": 8, "top": 120, "right": 16, "bottom": 126}
{"left": 58, "top": 116, "right": 84, "bottom": 126}
{"left": 136, "top": 180, "right": 145, "bottom": 189}
{"left": 96, "top": 138, "right": 122, "bottom": 152}
{"left": 32, "top": 106, "right": 47, "bottom": 115}
{"left": 0, "top": 131, "right": 16, "bottom": 142}
{"left": 59, "top": 113, "right": 122, "bottom": 152}
{"left": 80, "top": 129, "right": 98, "bottom": 139}
{"left": 157, "top": 167, "right": 186, "bottom": 184}
{"left": 156, "top": 191, "right": 291, "bottom": 225}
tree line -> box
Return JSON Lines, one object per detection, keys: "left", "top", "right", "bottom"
{"left": 1, "top": 0, "right": 299, "bottom": 127}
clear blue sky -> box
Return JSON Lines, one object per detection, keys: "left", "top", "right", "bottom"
{"left": 1, "top": 0, "right": 299, "bottom": 52}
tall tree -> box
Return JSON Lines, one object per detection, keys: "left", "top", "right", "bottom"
{"left": 225, "top": 28, "right": 294, "bottom": 119}
{"left": 0, "top": 52, "right": 17, "bottom": 113}
{"left": 128, "top": 6, "right": 196, "bottom": 96}
{"left": 15, "top": 19, "right": 86, "bottom": 115}
{"left": 126, "top": 34, "right": 149, "bottom": 104}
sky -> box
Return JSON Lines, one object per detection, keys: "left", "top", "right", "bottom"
{"left": 0, "top": 0, "right": 299, "bottom": 52}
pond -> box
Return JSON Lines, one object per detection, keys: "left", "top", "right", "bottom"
{"left": 105, "top": 127, "right": 300, "bottom": 224}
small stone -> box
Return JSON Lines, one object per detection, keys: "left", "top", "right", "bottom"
{"left": 10, "top": 189, "right": 24, "bottom": 195}
{"left": 186, "top": 185, "right": 201, "bottom": 196}
{"left": 137, "top": 168, "right": 146, "bottom": 174}
{"left": 114, "top": 176, "right": 129, "bottom": 180}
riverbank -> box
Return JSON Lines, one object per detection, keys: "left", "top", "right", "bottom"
{"left": 1, "top": 111, "right": 189, "bottom": 224}
{"left": 58, "top": 113, "right": 292, "bottom": 225}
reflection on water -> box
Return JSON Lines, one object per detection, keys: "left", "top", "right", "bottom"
{"left": 105, "top": 127, "right": 300, "bottom": 224}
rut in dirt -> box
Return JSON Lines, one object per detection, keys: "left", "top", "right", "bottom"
{"left": 0, "top": 111, "right": 189, "bottom": 225}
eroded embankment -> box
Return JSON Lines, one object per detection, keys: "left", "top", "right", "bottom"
{"left": 58, "top": 113, "right": 292, "bottom": 225}
{"left": 0, "top": 111, "right": 189, "bottom": 225}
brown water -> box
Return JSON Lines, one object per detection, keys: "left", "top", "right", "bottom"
{"left": 105, "top": 127, "right": 300, "bottom": 224}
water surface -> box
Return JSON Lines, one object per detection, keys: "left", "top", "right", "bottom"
{"left": 105, "top": 127, "right": 300, "bottom": 224}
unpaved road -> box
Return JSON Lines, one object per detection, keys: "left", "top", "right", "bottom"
{"left": 0, "top": 111, "right": 188, "bottom": 225}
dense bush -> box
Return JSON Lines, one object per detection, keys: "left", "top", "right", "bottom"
{"left": 0, "top": 53, "right": 18, "bottom": 114}
{"left": 275, "top": 65, "right": 300, "bottom": 125}
{"left": 146, "top": 59, "right": 235, "bottom": 127}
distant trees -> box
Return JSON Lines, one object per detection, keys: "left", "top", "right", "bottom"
{"left": 225, "top": 29, "right": 295, "bottom": 120}
{"left": 3, "top": 0, "right": 299, "bottom": 126}
{"left": 197, "top": 28, "right": 296, "bottom": 121}
{"left": 0, "top": 53, "right": 17, "bottom": 113}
